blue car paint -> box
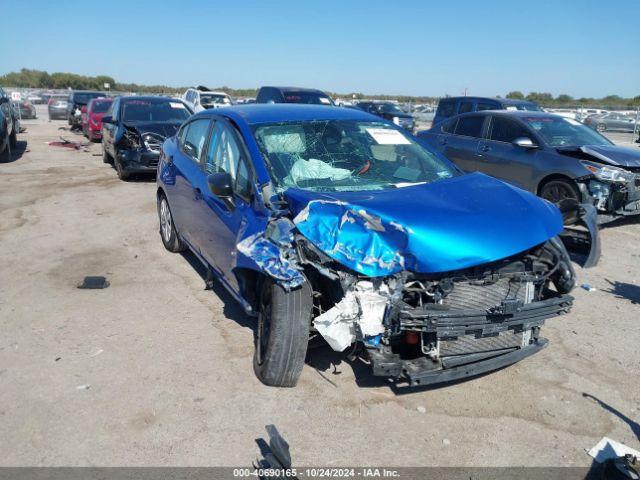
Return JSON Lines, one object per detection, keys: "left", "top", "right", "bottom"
{"left": 158, "top": 104, "right": 564, "bottom": 303}
{"left": 287, "top": 173, "right": 563, "bottom": 276}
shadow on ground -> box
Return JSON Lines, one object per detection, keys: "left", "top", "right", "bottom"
{"left": 0, "top": 140, "right": 28, "bottom": 164}
{"left": 604, "top": 279, "right": 640, "bottom": 305}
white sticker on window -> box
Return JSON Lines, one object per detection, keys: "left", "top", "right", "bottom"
{"left": 566, "top": 118, "right": 581, "bottom": 126}
{"left": 505, "top": 106, "right": 518, "bottom": 111}
{"left": 365, "top": 128, "right": 411, "bottom": 145}
{"left": 170, "top": 102, "right": 186, "bottom": 109}
{"left": 319, "top": 97, "right": 331, "bottom": 104}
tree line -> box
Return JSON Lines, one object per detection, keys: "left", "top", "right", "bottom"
{"left": 1, "top": 69, "right": 638, "bottom": 108}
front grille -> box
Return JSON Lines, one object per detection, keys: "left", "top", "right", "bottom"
{"left": 440, "top": 330, "right": 523, "bottom": 356}
{"left": 147, "top": 158, "right": 159, "bottom": 168}
{"left": 443, "top": 277, "right": 527, "bottom": 311}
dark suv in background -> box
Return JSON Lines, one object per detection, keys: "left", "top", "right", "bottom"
{"left": 433, "top": 96, "right": 541, "bottom": 126}
{"left": 67, "top": 90, "right": 106, "bottom": 128}
{"left": 256, "top": 86, "right": 335, "bottom": 105}
{"left": 0, "top": 86, "right": 18, "bottom": 161}
{"left": 356, "top": 101, "right": 416, "bottom": 133}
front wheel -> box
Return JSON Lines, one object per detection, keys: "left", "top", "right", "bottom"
{"left": 115, "top": 158, "right": 130, "bottom": 181}
{"left": 0, "top": 140, "right": 11, "bottom": 162}
{"left": 253, "top": 279, "right": 313, "bottom": 387}
{"left": 540, "top": 179, "right": 580, "bottom": 206}
{"left": 596, "top": 123, "right": 606, "bottom": 132}
{"left": 9, "top": 129, "right": 17, "bottom": 148}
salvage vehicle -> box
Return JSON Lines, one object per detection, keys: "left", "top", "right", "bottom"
{"left": 12, "top": 99, "right": 37, "bottom": 119}
{"left": 47, "top": 94, "right": 69, "bottom": 120}
{"left": 583, "top": 112, "right": 638, "bottom": 133}
{"left": 433, "top": 96, "right": 541, "bottom": 126}
{"left": 0, "top": 86, "right": 17, "bottom": 162}
{"left": 81, "top": 97, "right": 112, "bottom": 141}
{"left": 183, "top": 87, "right": 233, "bottom": 112}
{"left": 256, "top": 86, "right": 335, "bottom": 106}
{"left": 418, "top": 111, "right": 640, "bottom": 222}
{"left": 156, "top": 104, "right": 596, "bottom": 388}
{"left": 102, "top": 96, "right": 192, "bottom": 180}
{"left": 66, "top": 90, "right": 105, "bottom": 128}
{"left": 356, "top": 101, "right": 416, "bottom": 133}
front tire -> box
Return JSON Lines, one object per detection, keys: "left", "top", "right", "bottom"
{"left": 9, "top": 129, "right": 17, "bottom": 149}
{"left": 157, "top": 194, "right": 186, "bottom": 252}
{"left": 102, "top": 146, "right": 113, "bottom": 164}
{"left": 0, "top": 140, "right": 11, "bottom": 162}
{"left": 253, "top": 279, "right": 313, "bottom": 387}
{"left": 540, "top": 179, "right": 580, "bottom": 206}
{"left": 596, "top": 123, "right": 606, "bottom": 132}
{"left": 115, "top": 158, "right": 130, "bottom": 181}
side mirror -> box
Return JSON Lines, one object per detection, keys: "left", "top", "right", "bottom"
{"left": 512, "top": 137, "right": 538, "bottom": 149}
{"left": 207, "top": 172, "right": 235, "bottom": 209}
{"left": 81, "top": 106, "right": 87, "bottom": 113}
{"left": 102, "top": 115, "right": 113, "bottom": 124}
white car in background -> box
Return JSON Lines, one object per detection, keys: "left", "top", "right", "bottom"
{"left": 182, "top": 87, "right": 233, "bottom": 112}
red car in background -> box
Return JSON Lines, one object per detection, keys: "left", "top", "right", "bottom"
{"left": 82, "top": 97, "right": 112, "bottom": 141}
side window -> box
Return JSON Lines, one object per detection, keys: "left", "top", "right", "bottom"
{"left": 489, "top": 117, "right": 532, "bottom": 143}
{"left": 477, "top": 102, "right": 497, "bottom": 111}
{"left": 454, "top": 115, "right": 485, "bottom": 138}
{"left": 204, "top": 122, "right": 252, "bottom": 198}
{"left": 442, "top": 118, "right": 457, "bottom": 133}
{"left": 181, "top": 119, "right": 210, "bottom": 160}
{"left": 458, "top": 101, "right": 474, "bottom": 114}
{"left": 112, "top": 98, "right": 120, "bottom": 120}
{"left": 437, "top": 99, "right": 455, "bottom": 118}
{"left": 104, "top": 100, "right": 114, "bottom": 118}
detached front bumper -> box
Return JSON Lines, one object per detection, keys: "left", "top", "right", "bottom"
{"left": 368, "top": 294, "right": 573, "bottom": 386}
{"left": 582, "top": 177, "right": 640, "bottom": 219}
{"left": 117, "top": 149, "right": 160, "bottom": 173}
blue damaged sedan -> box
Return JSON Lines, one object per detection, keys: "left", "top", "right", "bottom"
{"left": 156, "top": 104, "right": 584, "bottom": 388}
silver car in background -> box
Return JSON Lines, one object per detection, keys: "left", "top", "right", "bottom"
{"left": 584, "top": 112, "right": 638, "bottom": 132}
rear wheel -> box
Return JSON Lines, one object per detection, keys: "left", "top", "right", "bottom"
{"left": 596, "top": 123, "right": 606, "bottom": 132}
{"left": 540, "top": 179, "right": 580, "bottom": 206}
{"left": 157, "top": 194, "right": 186, "bottom": 252}
{"left": 0, "top": 139, "right": 11, "bottom": 162}
{"left": 9, "top": 129, "right": 17, "bottom": 148}
{"left": 253, "top": 279, "right": 313, "bottom": 387}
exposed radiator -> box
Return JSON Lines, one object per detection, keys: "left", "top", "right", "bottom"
{"left": 444, "top": 277, "right": 528, "bottom": 311}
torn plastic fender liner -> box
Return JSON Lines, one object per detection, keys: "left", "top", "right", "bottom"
{"left": 557, "top": 200, "right": 601, "bottom": 268}
{"left": 236, "top": 218, "right": 305, "bottom": 291}
{"left": 293, "top": 200, "right": 410, "bottom": 277}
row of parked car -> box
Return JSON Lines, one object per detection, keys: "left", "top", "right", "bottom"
{"left": 23, "top": 84, "right": 638, "bottom": 388}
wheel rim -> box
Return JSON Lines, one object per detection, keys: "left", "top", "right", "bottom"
{"left": 159, "top": 198, "right": 172, "bottom": 243}
{"left": 596, "top": 124, "right": 605, "bottom": 132}
{"left": 542, "top": 183, "right": 577, "bottom": 204}
{"left": 257, "top": 286, "right": 272, "bottom": 365}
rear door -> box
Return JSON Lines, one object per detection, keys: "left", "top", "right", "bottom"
{"left": 476, "top": 115, "right": 538, "bottom": 189}
{"left": 440, "top": 114, "right": 487, "bottom": 172}
{"left": 168, "top": 117, "right": 213, "bottom": 251}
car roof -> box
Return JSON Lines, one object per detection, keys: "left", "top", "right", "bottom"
{"left": 120, "top": 95, "right": 179, "bottom": 102}
{"left": 261, "top": 86, "right": 328, "bottom": 94}
{"left": 453, "top": 110, "right": 562, "bottom": 120}
{"left": 442, "top": 96, "right": 536, "bottom": 105}
{"left": 193, "top": 104, "right": 376, "bottom": 125}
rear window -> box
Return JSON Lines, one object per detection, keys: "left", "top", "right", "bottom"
{"left": 283, "top": 91, "right": 333, "bottom": 105}
{"left": 437, "top": 99, "right": 455, "bottom": 118}
{"left": 73, "top": 92, "right": 104, "bottom": 104}
{"left": 477, "top": 102, "right": 498, "bottom": 111}
{"left": 454, "top": 116, "right": 485, "bottom": 138}
{"left": 459, "top": 101, "right": 474, "bottom": 114}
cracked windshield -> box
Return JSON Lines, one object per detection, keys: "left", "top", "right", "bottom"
{"left": 254, "top": 120, "right": 457, "bottom": 192}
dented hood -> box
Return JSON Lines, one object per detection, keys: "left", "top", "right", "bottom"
{"left": 579, "top": 145, "right": 640, "bottom": 168}
{"left": 285, "top": 172, "right": 563, "bottom": 276}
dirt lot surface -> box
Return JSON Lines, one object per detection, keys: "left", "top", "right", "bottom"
{"left": 1, "top": 106, "right": 639, "bottom": 467}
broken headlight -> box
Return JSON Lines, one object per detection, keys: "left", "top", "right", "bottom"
{"left": 581, "top": 161, "right": 635, "bottom": 183}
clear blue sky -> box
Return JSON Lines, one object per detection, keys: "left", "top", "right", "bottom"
{"left": 1, "top": 0, "right": 638, "bottom": 98}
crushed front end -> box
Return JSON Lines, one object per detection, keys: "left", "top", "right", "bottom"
{"left": 115, "top": 126, "right": 166, "bottom": 173}
{"left": 298, "top": 234, "right": 576, "bottom": 387}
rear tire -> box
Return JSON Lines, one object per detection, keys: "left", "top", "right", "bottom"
{"left": 540, "top": 179, "right": 580, "bottom": 206}
{"left": 253, "top": 279, "right": 312, "bottom": 387}
{"left": 596, "top": 123, "right": 606, "bottom": 132}
{"left": 102, "top": 147, "right": 113, "bottom": 164}
{"left": 0, "top": 140, "right": 11, "bottom": 162}
{"left": 157, "top": 194, "right": 186, "bottom": 252}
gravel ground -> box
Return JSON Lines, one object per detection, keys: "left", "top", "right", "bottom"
{"left": 0, "top": 105, "right": 638, "bottom": 467}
